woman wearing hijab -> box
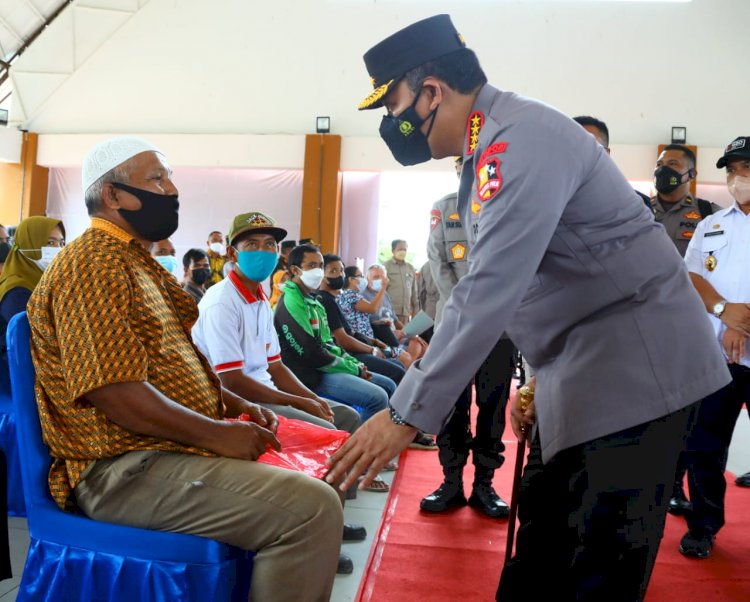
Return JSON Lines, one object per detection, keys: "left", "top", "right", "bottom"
{"left": 0, "top": 216, "right": 65, "bottom": 391}
{"left": 0, "top": 216, "right": 63, "bottom": 583}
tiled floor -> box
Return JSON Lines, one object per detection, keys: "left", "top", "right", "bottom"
{"left": 1, "top": 416, "right": 748, "bottom": 602}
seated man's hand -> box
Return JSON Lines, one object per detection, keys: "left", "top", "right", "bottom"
{"left": 299, "top": 397, "right": 335, "bottom": 423}
{"left": 244, "top": 402, "right": 279, "bottom": 434}
{"left": 212, "top": 421, "right": 281, "bottom": 461}
{"left": 313, "top": 396, "right": 336, "bottom": 421}
{"left": 359, "top": 365, "right": 373, "bottom": 380}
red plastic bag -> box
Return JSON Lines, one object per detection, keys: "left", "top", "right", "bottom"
{"left": 227, "top": 414, "right": 350, "bottom": 479}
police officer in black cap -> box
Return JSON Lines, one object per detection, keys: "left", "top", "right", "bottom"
{"left": 679, "top": 136, "right": 750, "bottom": 559}
{"left": 327, "top": 15, "right": 729, "bottom": 601}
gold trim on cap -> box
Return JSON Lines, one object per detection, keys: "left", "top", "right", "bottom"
{"left": 358, "top": 79, "right": 394, "bottom": 110}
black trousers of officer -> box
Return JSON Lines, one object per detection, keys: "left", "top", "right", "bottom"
{"left": 437, "top": 338, "right": 516, "bottom": 477}
{"left": 687, "top": 363, "right": 750, "bottom": 536}
{"left": 497, "top": 403, "right": 697, "bottom": 602}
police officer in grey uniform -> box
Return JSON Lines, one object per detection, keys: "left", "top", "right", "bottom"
{"left": 651, "top": 144, "right": 722, "bottom": 515}
{"left": 651, "top": 145, "right": 721, "bottom": 257}
{"left": 326, "top": 15, "right": 730, "bottom": 601}
{"left": 420, "top": 188, "right": 516, "bottom": 517}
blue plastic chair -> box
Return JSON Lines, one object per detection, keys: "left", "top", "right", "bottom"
{"left": 6, "top": 312, "right": 254, "bottom": 602}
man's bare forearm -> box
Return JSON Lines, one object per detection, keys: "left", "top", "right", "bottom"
{"left": 689, "top": 272, "right": 723, "bottom": 312}
{"left": 219, "top": 369, "right": 309, "bottom": 407}
{"left": 85, "top": 381, "right": 224, "bottom": 451}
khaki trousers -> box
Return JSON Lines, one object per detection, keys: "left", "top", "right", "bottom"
{"left": 75, "top": 450, "right": 342, "bottom": 602}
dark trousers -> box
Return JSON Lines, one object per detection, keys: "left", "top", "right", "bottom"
{"left": 497, "top": 403, "right": 696, "bottom": 602}
{"left": 437, "top": 338, "right": 516, "bottom": 476}
{"left": 672, "top": 451, "right": 689, "bottom": 496}
{"left": 354, "top": 353, "right": 406, "bottom": 384}
{"left": 0, "top": 450, "right": 10, "bottom": 581}
{"left": 686, "top": 363, "right": 750, "bottom": 536}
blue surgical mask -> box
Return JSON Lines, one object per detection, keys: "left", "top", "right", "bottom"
{"left": 155, "top": 255, "right": 178, "bottom": 273}
{"left": 357, "top": 278, "right": 367, "bottom": 293}
{"left": 237, "top": 250, "right": 278, "bottom": 282}
{"left": 371, "top": 279, "right": 382, "bottom": 292}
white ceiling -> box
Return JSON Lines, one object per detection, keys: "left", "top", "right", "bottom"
{"left": 5, "top": 0, "right": 750, "bottom": 147}
{"left": 0, "top": 0, "right": 65, "bottom": 61}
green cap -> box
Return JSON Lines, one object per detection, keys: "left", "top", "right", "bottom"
{"left": 228, "top": 211, "right": 287, "bottom": 246}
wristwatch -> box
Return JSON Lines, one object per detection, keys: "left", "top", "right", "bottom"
{"left": 371, "top": 347, "right": 378, "bottom": 356}
{"left": 712, "top": 299, "right": 727, "bottom": 318}
{"left": 388, "top": 403, "right": 412, "bottom": 427}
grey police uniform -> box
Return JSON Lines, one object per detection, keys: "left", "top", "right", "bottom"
{"left": 417, "top": 261, "right": 439, "bottom": 321}
{"left": 427, "top": 193, "right": 470, "bottom": 325}
{"left": 650, "top": 194, "right": 722, "bottom": 257}
{"left": 389, "top": 83, "right": 730, "bottom": 465}
{"left": 422, "top": 189, "right": 516, "bottom": 517}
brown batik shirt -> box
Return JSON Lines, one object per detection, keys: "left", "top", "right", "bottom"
{"left": 27, "top": 218, "right": 224, "bottom": 510}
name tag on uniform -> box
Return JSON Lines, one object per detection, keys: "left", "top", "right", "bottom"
{"left": 704, "top": 231, "right": 724, "bottom": 238}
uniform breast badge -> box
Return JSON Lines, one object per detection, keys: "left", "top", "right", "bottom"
{"left": 705, "top": 253, "right": 717, "bottom": 272}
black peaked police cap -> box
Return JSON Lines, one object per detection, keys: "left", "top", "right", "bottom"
{"left": 358, "top": 14, "right": 466, "bottom": 111}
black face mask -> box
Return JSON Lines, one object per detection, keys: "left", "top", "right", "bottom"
{"left": 327, "top": 275, "right": 345, "bottom": 290}
{"left": 654, "top": 166, "right": 690, "bottom": 194}
{"left": 379, "top": 88, "right": 438, "bottom": 166}
{"left": 0, "top": 242, "right": 10, "bottom": 263}
{"left": 112, "top": 182, "right": 179, "bottom": 242}
{"left": 191, "top": 267, "right": 212, "bottom": 286}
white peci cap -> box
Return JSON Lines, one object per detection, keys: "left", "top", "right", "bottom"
{"left": 81, "top": 136, "right": 163, "bottom": 193}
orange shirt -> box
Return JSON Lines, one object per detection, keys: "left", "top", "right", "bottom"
{"left": 27, "top": 218, "right": 224, "bottom": 510}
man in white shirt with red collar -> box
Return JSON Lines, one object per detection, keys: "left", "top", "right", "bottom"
{"left": 192, "top": 211, "right": 360, "bottom": 436}
{"left": 191, "top": 211, "right": 365, "bottom": 573}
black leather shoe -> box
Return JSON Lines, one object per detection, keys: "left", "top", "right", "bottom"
{"left": 679, "top": 530, "right": 714, "bottom": 559}
{"left": 668, "top": 493, "right": 693, "bottom": 516}
{"left": 342, "top": 523, "right": 367, "bottom": 542}
{"left": 420, "top": 482, "right": 467, "bottom": 513}
{"left": 337, "top": 553, "right": 354, "bottom": 574}
{"left": 735, "top": 471, "right": 750, "bottom": 487}
{"left": 468, "top": 484, "right": 510, "bottom": 518}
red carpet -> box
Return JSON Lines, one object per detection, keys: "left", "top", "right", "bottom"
{"left": 356, "top": 438, "right": 750, "bottom": 602}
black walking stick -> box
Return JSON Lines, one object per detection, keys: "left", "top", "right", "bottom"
{"left": 504, "top": 384, "right": 533, "bottom": 565}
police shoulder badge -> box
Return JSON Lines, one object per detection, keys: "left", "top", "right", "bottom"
{"left": 476, "top": 142, "right": 508, "bottom": 202}
{"left": 466, "top": 111, "right": 484, "bottom": 155}
{"left": 430, "top": 208, "right": 442, "bottom": 232}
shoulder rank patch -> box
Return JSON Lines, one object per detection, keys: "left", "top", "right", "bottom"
{"left": 448, "top": 212, "right": 460, "bottom": 221}
{"left": 466, "top": 111, "right": 484, "bottom": 155}
{"left": 450, "top": 243, "right": 467, "bottom": 261}
{"left": 476, "top": 142, "right": 508, "bottom": 202}
{"left": 681, "top": 231, "right": 694, "bottom": 240}
{"left": 683, "top": 211, "right": 701, "bottom": 220}
{"left": 430, "top": 208, "right": 442, "bottom": 232}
